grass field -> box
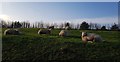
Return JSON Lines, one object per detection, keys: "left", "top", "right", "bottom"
{"left": 2, "top": 28, "right": 120, "bottom": 61}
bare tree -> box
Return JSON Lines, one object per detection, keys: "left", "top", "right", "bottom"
{"left": 76, "top": 23, "right": 80, "bottom": 29}
{"left": 32, "top": 23, "right": 35, "bottom": 28}
{"left": 94, "top": 23, "right": 101, "bottom": 30}
{"left": 54, "top": 23, "right": 58, "bottom": 29}
{"left": 59, "top": 23, "right": 64, "bottom": 29}
{"left": 89, "top": 22, "right": 94, "bottom": 30}
{"left": 40, "top": 22, "right": 44, "bottom": 28}
{"left": 1, "top": 20, "right": 8, "bottom": 28}
{"left": 34, "top": 22, "right": 38, "bottom": 28}
{"left": 45, "top": 23, "right": 50, "bottom": 28}
{"left": 70, "top": 23, "right": 75, "bottom": 29}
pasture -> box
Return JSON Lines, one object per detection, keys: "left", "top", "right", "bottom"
{"left": 2, "top": 28, "right": 120, "bottom": 61}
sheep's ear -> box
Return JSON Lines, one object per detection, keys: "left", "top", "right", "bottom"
{"left": 82, "top": 32, "right": 85, "bottom": 36}
{"left": 85, "top": 32, "right": 87, "bottom": 36}
{"left": 82, "top": 32, "right": 87, "bottom": 36}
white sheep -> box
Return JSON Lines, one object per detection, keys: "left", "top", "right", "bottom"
{"left": 4, "top": 29, "right": 20, "bottom": 35}
{"left": 65, "top": 26, "right": 70, "bottom": 30}
{"left": 81, "top": 32, "right": 103, "bottom": 43}
{"left": 38, "top": 29, "right": 51, "bottom": 35}
{"left": 59, "top": 30, "right": 68, "bottom": 37}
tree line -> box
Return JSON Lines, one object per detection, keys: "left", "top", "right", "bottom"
{"left": 0, "top": 20, "right": 120, "bottom": 31}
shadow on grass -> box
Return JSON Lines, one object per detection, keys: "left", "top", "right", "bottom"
{"left": 67, "top": 35, "right": 81, "bottom": 38}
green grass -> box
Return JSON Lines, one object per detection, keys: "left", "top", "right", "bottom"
{"left": 2, "top": 28, "right": 120, "bottom": 61}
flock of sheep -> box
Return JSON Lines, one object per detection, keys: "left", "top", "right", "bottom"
{"left": 3, "top": 26, "right": 104, "bottom": 44}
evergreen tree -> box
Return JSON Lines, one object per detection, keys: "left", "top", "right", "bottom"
{"left": 101, "top": 26, "right": 107, "bottom": 30}
{"left": 111, "top": 23, "right": 119, "bottom": 30}
{"left": 80, "top": 21, "right": 89, "bottom": 30}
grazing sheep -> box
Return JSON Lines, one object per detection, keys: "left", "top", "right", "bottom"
{"left": 65, "top": 26, "right": 71, "bottom": 30}
{"left": 81, "top": 32, "right": 103, "bottom": 43}
{"left": 4, "top": 29, "right": 20, "bottom": 35}
{"left": 38, "top": 29, "right": 51, "bottom": 34}
{"left": 59, "top": 30, "right": 68, "bottom": 37}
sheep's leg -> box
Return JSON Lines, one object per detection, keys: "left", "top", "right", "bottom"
{"left": 82, "top": 36, "right": 88, "bottom": 46}
{"left": 83, "top": 40, "right": 88, "bottom": 47}
{"left": 4, "top": 32, "right": 6, "bottom": 35}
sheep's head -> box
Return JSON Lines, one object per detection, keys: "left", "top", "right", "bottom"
{"left": 82, "top": 32, "right": 87, "bottom": 37}
{"left": 48, "top": 26, "right": 54, "bottom": 29}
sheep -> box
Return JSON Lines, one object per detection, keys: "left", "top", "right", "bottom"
{"left": 81, "top": 32, "right": 103, "bottom": 43}
{"left": 4, "top": 29, "right": 20, "bottom": 35}
{"left": 63, "top": 26, "right": 71, "bottom": 30}
{"left": 65, "top": 26, "right": 68, "bottom": 30}
{"left": 59, "top": 30, "right": 68, "bottom": 37}
{"left": 38, "top": 29, "right": 51, "bottom": 35}
{"left": 48, "top": 26, "right": 54, "bottom": 29}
